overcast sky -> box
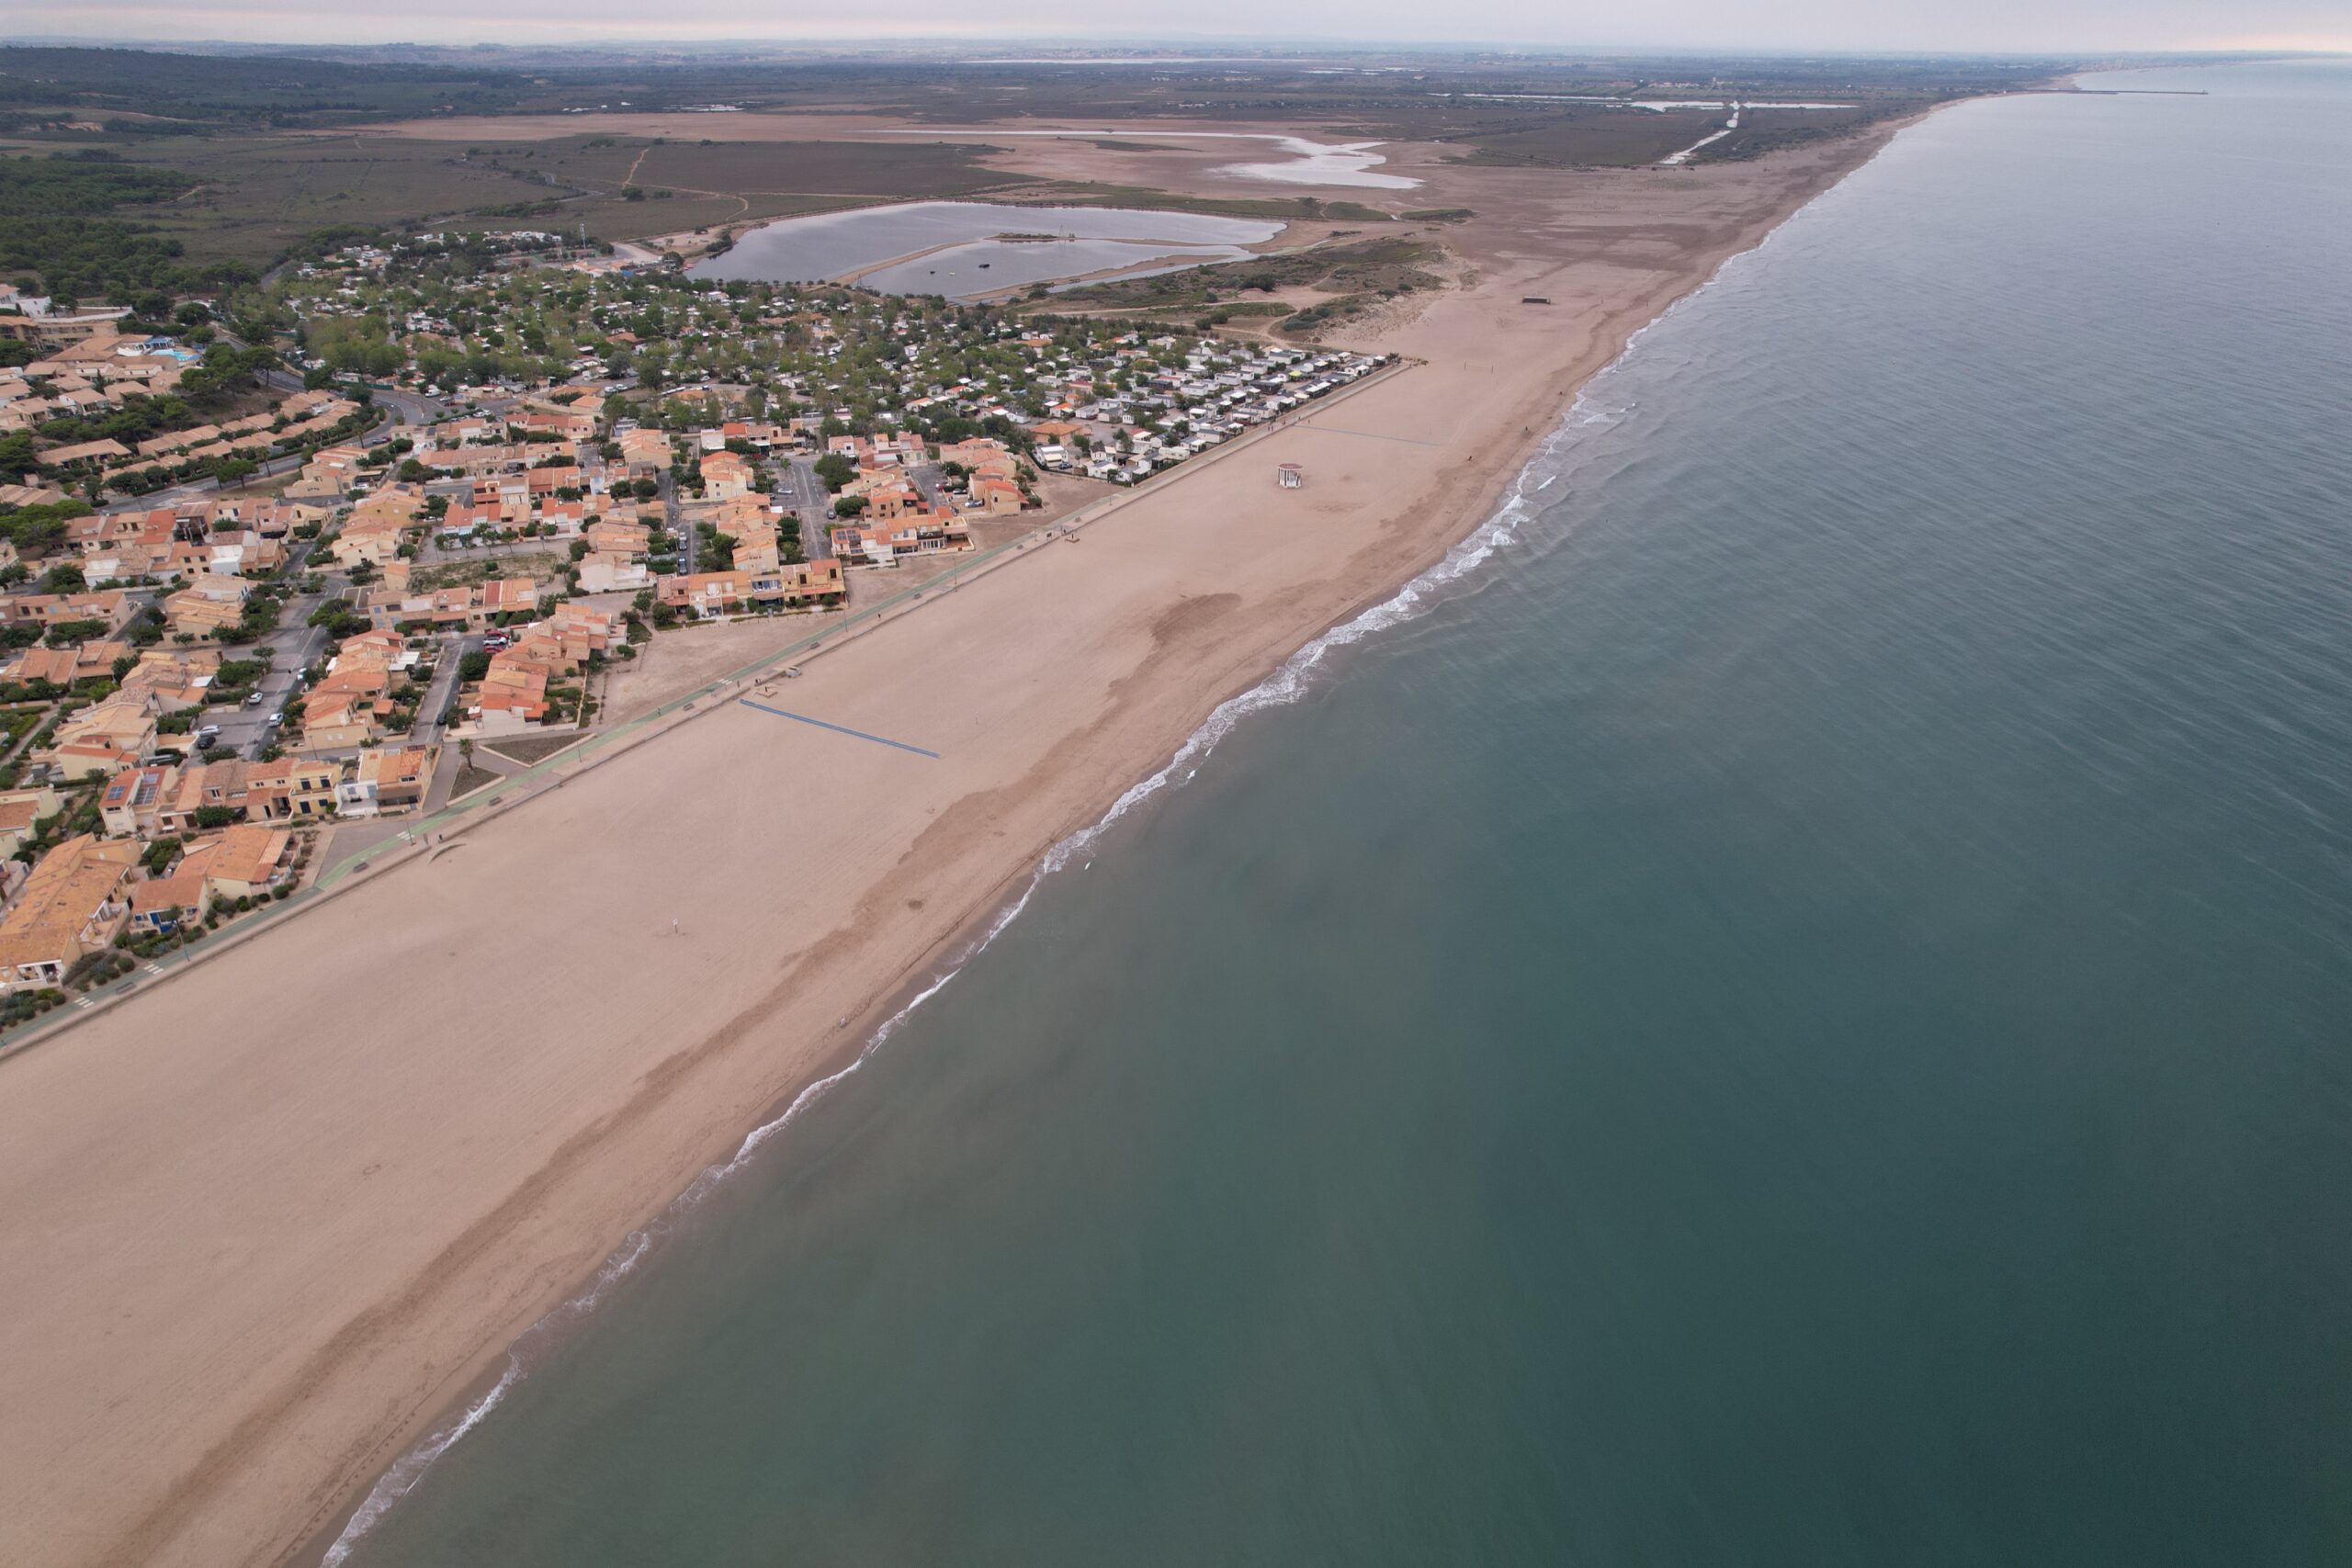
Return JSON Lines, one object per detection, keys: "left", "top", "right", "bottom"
{"left": 7, "top": 0, "right": 2348, "bottom": 55}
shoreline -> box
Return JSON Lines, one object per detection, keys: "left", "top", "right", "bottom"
{"left": 0, "top": 118, "right": 1929, "bottom": 1568}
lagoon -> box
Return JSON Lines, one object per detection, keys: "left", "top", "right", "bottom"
{"left": 689, "top": 200, "right": 1283, "bottom": 298}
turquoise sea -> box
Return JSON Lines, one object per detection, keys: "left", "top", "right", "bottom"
{"left": 340, "top": 61, "right": 2352, "bottom": 1566}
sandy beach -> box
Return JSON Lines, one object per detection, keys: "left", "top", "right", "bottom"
{"left": 0, "top": 125, "right": 1905, "bottom": 1568}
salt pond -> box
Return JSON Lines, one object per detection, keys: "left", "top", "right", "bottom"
{"left": 690, "top": 200, "right": 1283, "bottom": 299}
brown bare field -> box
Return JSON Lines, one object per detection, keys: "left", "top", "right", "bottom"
{"left": 0, "top": 119, "right": 1918, "bottom": 1568}
{"left": 600, "top": 606, "right": 844, "bottom": 723}
{"left": 628, "top": 139, "right": 1016, "bottom": 197}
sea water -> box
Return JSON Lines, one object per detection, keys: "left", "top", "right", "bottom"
{"left": 341, "top": 61, "right": 2352, "bottom": 1566}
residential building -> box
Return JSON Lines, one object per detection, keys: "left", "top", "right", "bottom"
{"left": 243, "top": 758, "right": 339, "bottom": 820}
{"left": 0, "top": 785, "right": 61, "bottom": 859}
{"left": 0, "top": 835, "right": 138, "bottom": 990}
{"left": 337, "top": 744, "right": 437, "bottom": 817}
{"left": 99, "top": 764, "right": 175, "bottom": 839}
{"left": 655, "top": 559, "right": 846, "bottom": 615}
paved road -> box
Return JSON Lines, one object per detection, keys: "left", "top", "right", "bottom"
{"left": 411, "top": 631, "right": 479, "bottom": 747}
{"left": 779, "top": 455, "right": 831, "bottom": 558}
{"left": 906, "top": 461, "right": 951, "bottom": 509}
{"left": 259, "top": 367, "right": 444, "bottom": 431}
{"left": 200, "top": 619, "right": 327, "bottom": 759}
{"left": 662, "top": 467, "right": 689, "bottom": 575}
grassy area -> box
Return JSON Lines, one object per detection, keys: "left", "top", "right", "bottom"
{"left": 1695, "top": 107, "right": 1888, "bottom": 164}
{"left": 55, "top": 131, "right": 1047, "bottom": 265}
{"left": 1009, "top": 182, "right": 1396, "bottom": 224}
{"left": 1441, "top": 103, "right": 1885, "bottom": 171}
{"left": 631, "top": 139, "right": 1015, "bottom": 198}
{"left": 409, "top": 550, "right": 562, "bottom": 592}
{"left": 126, "top": 134, "right": 592, "bottom": 265}
{"left": 0, "top": 703, "right": 46, "bottom": 757}
{"left": 481, "top": 731, "right": 582, "bottom": 764}
{"left": 1443, "top": 107, "right": 1724, "bottom": 169}
{"left": 1046, "top": 235, "right": 1442, "bottom": 314}
{"left": 451, "top": 761, "right": 501, "bottom": 797}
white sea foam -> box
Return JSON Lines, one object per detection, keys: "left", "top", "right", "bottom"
{"left": 319, "top": 1356, "right": 520, "bottom": 1566}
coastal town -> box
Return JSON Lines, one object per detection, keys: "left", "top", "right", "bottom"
{"left": 0, "top": 231, "right": 1386, "bottom": 1020}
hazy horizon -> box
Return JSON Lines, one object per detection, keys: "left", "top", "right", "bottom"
{"left": 5, "top": 1, "right": 2348, "bottom": 58}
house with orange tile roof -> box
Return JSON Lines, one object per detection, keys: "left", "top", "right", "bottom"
{"left": 0, "top": 834, "right": 138, "bottom": 990}
{"left": 198, "top": 822, "right": 296, "bottom": 901}
{"left": 469, "top": 473, "right": 533, "bottom": 523}
{"left": 243, "top": 757, "right": 338, "bottom": 821}
{"left": 970, "top": 474, "right": 1026, "bottom": 515}
{"left": 865, "top": 483, "right": 926, "bottom": 522}
{"left": 699, "top": 450, "right": 756, "bottom": 502}
{"left": 515, "top": 405, "right": 600, "bottom": 442}
{"left": 128, "top": 822, "right": 298, "bottom": 933}
{"left": 578, "top": 552, "right": 652, "bottom": 593}
{"left": 297, "top": 631, "right": 414, "bottom": 750}
{"left": 2, "top": 589, "right": 130, "bottom": 630}
{"left": 655, "top": 558, "right": 846, "bottom": 616}
{"left": 65, "top": 507, "right": 173, "bottom": 558}
{"left": 6, "top": 645, "right": 86, "bottom": 689}
{"left": 545, "top": 603, "right": 618, "bottom": 656}
{"left": 155, "top": 759, "right": 250, "bottom": 833}
{"left": 162, "top": 580, "right": 249, "bottom": 638}
{"left": 99, "top": 763, "right": 175, "bottom": 839}
{"left": 366, "top": 576, "right": 541, "bottom": 632}
{"left": 726, "top": 520, "right": 781, "bottom": 573}
{"left": 617, "top": 427, "right": 672, "bottom": 478}
{"left": 331, "top": 512, "right": 415, "bottom": 570}
{"left": 286, "top": 443, "right": 371, "bottom": 500}
{"left": 534, "top": 499, "right": 588, "bottom": 537}
{"left": 119, "top": 649, "right": 221, "bottom": 713}
{"left": 936, "top": 437, "right": 1019, "bottom": 476}
{"left": 829, "top": 508, "right": 973, "bottom": 568}
{"left": 0, "top": 785, "right": 62, "bottom": 860}
{"left": 337, "top": 743, "right": 437, "bottom": 817}
{"left": 585, "top": 517, "right": 651, "bottom": 557}
{"left": 472, "top": 652, "right": 553, "bottom": 733}
{"left": 128, "top": 862, "right": 208, "bottom": 936}
{"left": 36, "top": 437, "right": 132, "bottom": 470}
{"left": 39, "top": 697, "right": 156, "bottom": 779}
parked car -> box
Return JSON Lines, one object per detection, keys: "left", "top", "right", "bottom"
{"left": 195, "top": 725, "right": 220, "bottom": 744}
{"left": 244, "top": 692, "right": 265, "bottom": 707}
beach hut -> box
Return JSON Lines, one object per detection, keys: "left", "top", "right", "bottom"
{"left": 1276, "top": 462, "right": 1305, "bottom": 490}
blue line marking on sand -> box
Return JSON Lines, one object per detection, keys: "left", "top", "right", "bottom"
{"left": 1305, "top": 424, "right": 1441, "bottom": 447}
{"left": 739, "top": 698, "right": 940, "bottom": 758}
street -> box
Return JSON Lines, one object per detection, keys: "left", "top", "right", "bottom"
{"left": 661, "top": 466, "right": 689, "bottom": 575}
{"left": 775, "top": 454, "right": 832, "bottom": 558}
